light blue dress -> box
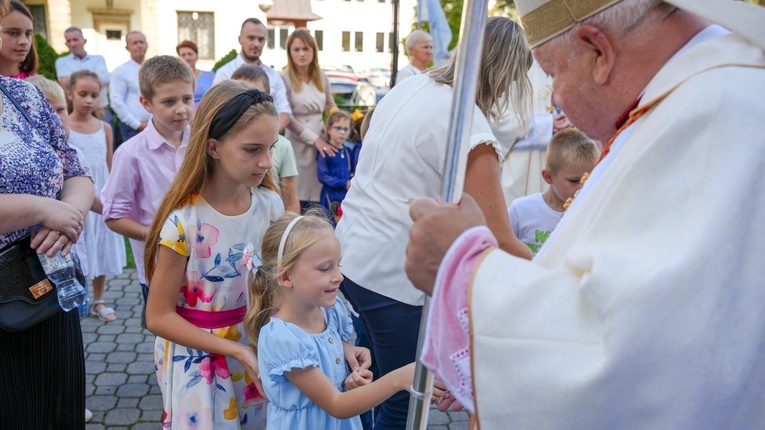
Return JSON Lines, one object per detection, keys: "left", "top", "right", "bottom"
{"left": 258, "top": 299, "right": 363, "bottom": 430}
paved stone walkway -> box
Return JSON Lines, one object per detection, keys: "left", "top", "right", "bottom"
{"left": 83, "top": 269, "right": 469, "bottom": 429}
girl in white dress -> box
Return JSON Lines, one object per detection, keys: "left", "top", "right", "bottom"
{"left": 67, "top": 69, "right": 126, "bottom": 322}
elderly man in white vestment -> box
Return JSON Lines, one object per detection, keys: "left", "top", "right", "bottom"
{"left": 404, "top": 0, "right": 765, "bottom": 428}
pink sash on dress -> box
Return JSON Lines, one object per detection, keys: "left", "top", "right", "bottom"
{"left": 176, "top": 306, "right": 246, "bottom": 329}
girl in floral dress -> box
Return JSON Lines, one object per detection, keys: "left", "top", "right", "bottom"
{"left": 144, "top": 81, "right": 284, "bottom": 429}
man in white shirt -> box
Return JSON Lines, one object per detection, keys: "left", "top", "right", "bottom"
{"left": 110, "top": 31, "right": 150, "bottom": 143}
{"left": 405, "top": 0, "right": 765, "bottom": 428}
{"left": 55, "top": 27, "right": 111, "bottom": 123}
{"left": 213, "top": 18, "right": 290, "bottom": 132}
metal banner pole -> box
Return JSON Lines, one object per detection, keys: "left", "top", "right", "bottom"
{"left": 405, "top": 0, "right": 489, "bottom": 428}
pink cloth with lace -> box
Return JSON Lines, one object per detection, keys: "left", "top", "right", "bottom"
{"left": 421, "top": 226, "right": 497, "bottom": 414}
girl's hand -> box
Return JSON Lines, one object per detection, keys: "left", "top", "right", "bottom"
{"left": 315, "top": 139, "right": 338, "bottom": 158}
{"left": 437, "top": 397, "right": 464, "bottom": 413}
{"left": 343, "top": 368, "right": 373, "bottom": 391}
{"left": 432, "top": 377, "right": 450, "bottom": 403}
{"left": 31, "top": 227, "right": 74, "bottom": 257}
{"left": 36, "top": 199, "right": 84, "bottom": 244}
{"left": 432, "top": 377, "right": 464, "bottom": 412}
{"left": 395, "top": 362, "right": 417, "bottom": 392}
{"left": 234, "top": 344, "right": 268, "bottom": 402}
{"left": 342, "top": 342, "right": 372, "bottom": 372}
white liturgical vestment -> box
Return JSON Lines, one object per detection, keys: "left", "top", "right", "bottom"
{"left": 435, "top": 33, "right": 765, "bottom": 428}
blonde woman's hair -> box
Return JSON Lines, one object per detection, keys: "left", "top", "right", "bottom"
{"left": 285, "top": 29, "right": 324, "bottom": 93}
{"left": 545, "top": 128, "right": 600, "bottom": 173}
{"left": 243, "top": 211, "right": 333, "bottom": 344}
{"left": 139, "top": 55, "right": 195, "bottom": 100}
{"left": 144, "top": 80, "right": 280, "bottom": 282}
{"left": 25, "top": 75, "right": 65, "bottom": 103}
{"left": 428, "top": 16, "right": 533, "bottom": 127}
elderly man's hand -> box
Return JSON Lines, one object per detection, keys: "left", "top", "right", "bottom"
{"left": 405, "top": 194, "right": 486, "bottom": 295}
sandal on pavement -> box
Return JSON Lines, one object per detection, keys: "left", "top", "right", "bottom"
{"left": 90, "top": 300, "right": 116, "bottom": 322}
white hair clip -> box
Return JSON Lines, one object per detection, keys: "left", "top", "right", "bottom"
{"left": 241, "top": 242, "right": 263, "bottom": 275}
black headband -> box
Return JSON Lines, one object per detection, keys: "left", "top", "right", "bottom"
{"left": 208, "top": 89, "right": 273, "bottom": 139}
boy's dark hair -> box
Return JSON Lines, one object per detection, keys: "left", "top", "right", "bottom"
{"left": 138, "top": 55, "right": 195, "bottom": 100}
{"left": 231, "top": 64, "right": 270, "bottom": 94}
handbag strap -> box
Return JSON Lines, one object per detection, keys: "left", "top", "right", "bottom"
{"left": 0, "top": 81, "right": 34, "bottom": 126}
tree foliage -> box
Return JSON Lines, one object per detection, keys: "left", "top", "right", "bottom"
{"left": 35, "top": 33, "right": 66, "bottom": 80}
{"left": 413, "top": 0, "right": 519, "bottom": 52}
{"left": 212, "top": 49, "right": 238, "bottom": 72}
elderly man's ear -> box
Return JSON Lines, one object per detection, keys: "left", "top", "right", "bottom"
{"left": 575, "top": 24, "right": 616, "bottom": 85}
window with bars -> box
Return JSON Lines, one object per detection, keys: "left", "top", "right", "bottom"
{"left": 342, "top": 31, "right": 351, "bottom": 52}
{"left": 376, "top": 32, "right": 384, "bottom": 53}
{"left": 314, "top": 30, "right": 324, "bottom": 51}
{"left": 280, "top": 28, "right": 288, "bottom": 50}
{"left": 177, "top": 11, "right": 215, "bottom": 59}
{"left": 355, "top": 32, "right": 364, "bottom": 52}
{"left": 27, "top": 5, "right": 47, "bottom": 40}
{"left": 267, "top": 28, "right": 275, "bottom": 50}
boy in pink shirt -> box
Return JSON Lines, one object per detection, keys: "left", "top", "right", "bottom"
{"left": 101, "top": 56, "right": 195, "bottom": 324}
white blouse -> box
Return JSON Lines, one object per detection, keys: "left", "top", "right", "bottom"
{"left": 335, "top": 74, "right": 504, "bottom": 306}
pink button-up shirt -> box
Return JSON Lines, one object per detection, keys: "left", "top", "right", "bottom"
{"left": 101, "top": 118, "right": 189, "bottom": 284}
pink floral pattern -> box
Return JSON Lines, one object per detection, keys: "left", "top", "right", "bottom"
{"left": 180, "top": 271, "right": 214, "bottom": 307}
{"left": 199, "top": 353, "right": 231, "bottom": 384}
{"left": 176, "top": 393, "right": 213, "bottom": 430}
{"left": 187, "top": 223, "right": 220, "bottom": 259}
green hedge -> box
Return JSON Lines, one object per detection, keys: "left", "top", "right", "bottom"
{"left": 35, "top": 33, "right": 66, "bottom": 80}
{"left": 213, "top": 49, "right": 237, "bottom": 72}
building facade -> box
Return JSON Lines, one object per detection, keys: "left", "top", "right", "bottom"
{"left": 24, "top": 0, "right": 420, "bottom": 74}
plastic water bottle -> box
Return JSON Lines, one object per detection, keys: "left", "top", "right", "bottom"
{"left": 38, "top": 249, "right": 86, "bottom": 312}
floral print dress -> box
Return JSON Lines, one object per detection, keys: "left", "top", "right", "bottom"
{"left": 154, "top": 188, "right": 284, "bottom": 430}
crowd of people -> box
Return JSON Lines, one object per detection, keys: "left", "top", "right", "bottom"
{"left": 1, "top": 0, "right": 763, "bottom": 429}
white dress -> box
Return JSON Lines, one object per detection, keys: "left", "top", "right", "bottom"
{"left": 68, "top": 123, "right": 126, "bottom": 279}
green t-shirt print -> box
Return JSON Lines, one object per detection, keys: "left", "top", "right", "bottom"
{"left": 525, "top": 229, "right": 551, "bottom": 254}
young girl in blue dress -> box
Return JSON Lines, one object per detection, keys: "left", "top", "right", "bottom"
{"left": 318, "top": 110, "right": 355, "bottom": 225}
{"left": 244, "top": 212, "right": 415, "bottom": 430}
{"left": 144, "top": 81, "right": 284, "bottom": 429}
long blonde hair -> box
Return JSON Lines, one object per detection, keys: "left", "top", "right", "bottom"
{"left": 144, "top": 80, "right": 280, "bottom": 282}
{"left": 243, "top": 212, "right": 333, "bottom": 344}
{"left": 285, "top": 29, "right": 324, "bottom": 93}
{"left": 428, "top": 16, "right": 533, "bottom": 127}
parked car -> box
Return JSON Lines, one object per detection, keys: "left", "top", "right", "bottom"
{"left": 322, "top": 65, "right": 359, "bottom": 82}
{"left": 350, "top": 82, "right": 388, "bottom": 107}
{"left": 329, "top": 76, "right": 358, "bottom": 106}
{"left": 359, "top": 67, "right": 391, "bottom": 88}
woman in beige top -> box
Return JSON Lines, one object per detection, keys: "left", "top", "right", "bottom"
{"left": 282, "top": 29, "right": 337, "bottom": 209}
